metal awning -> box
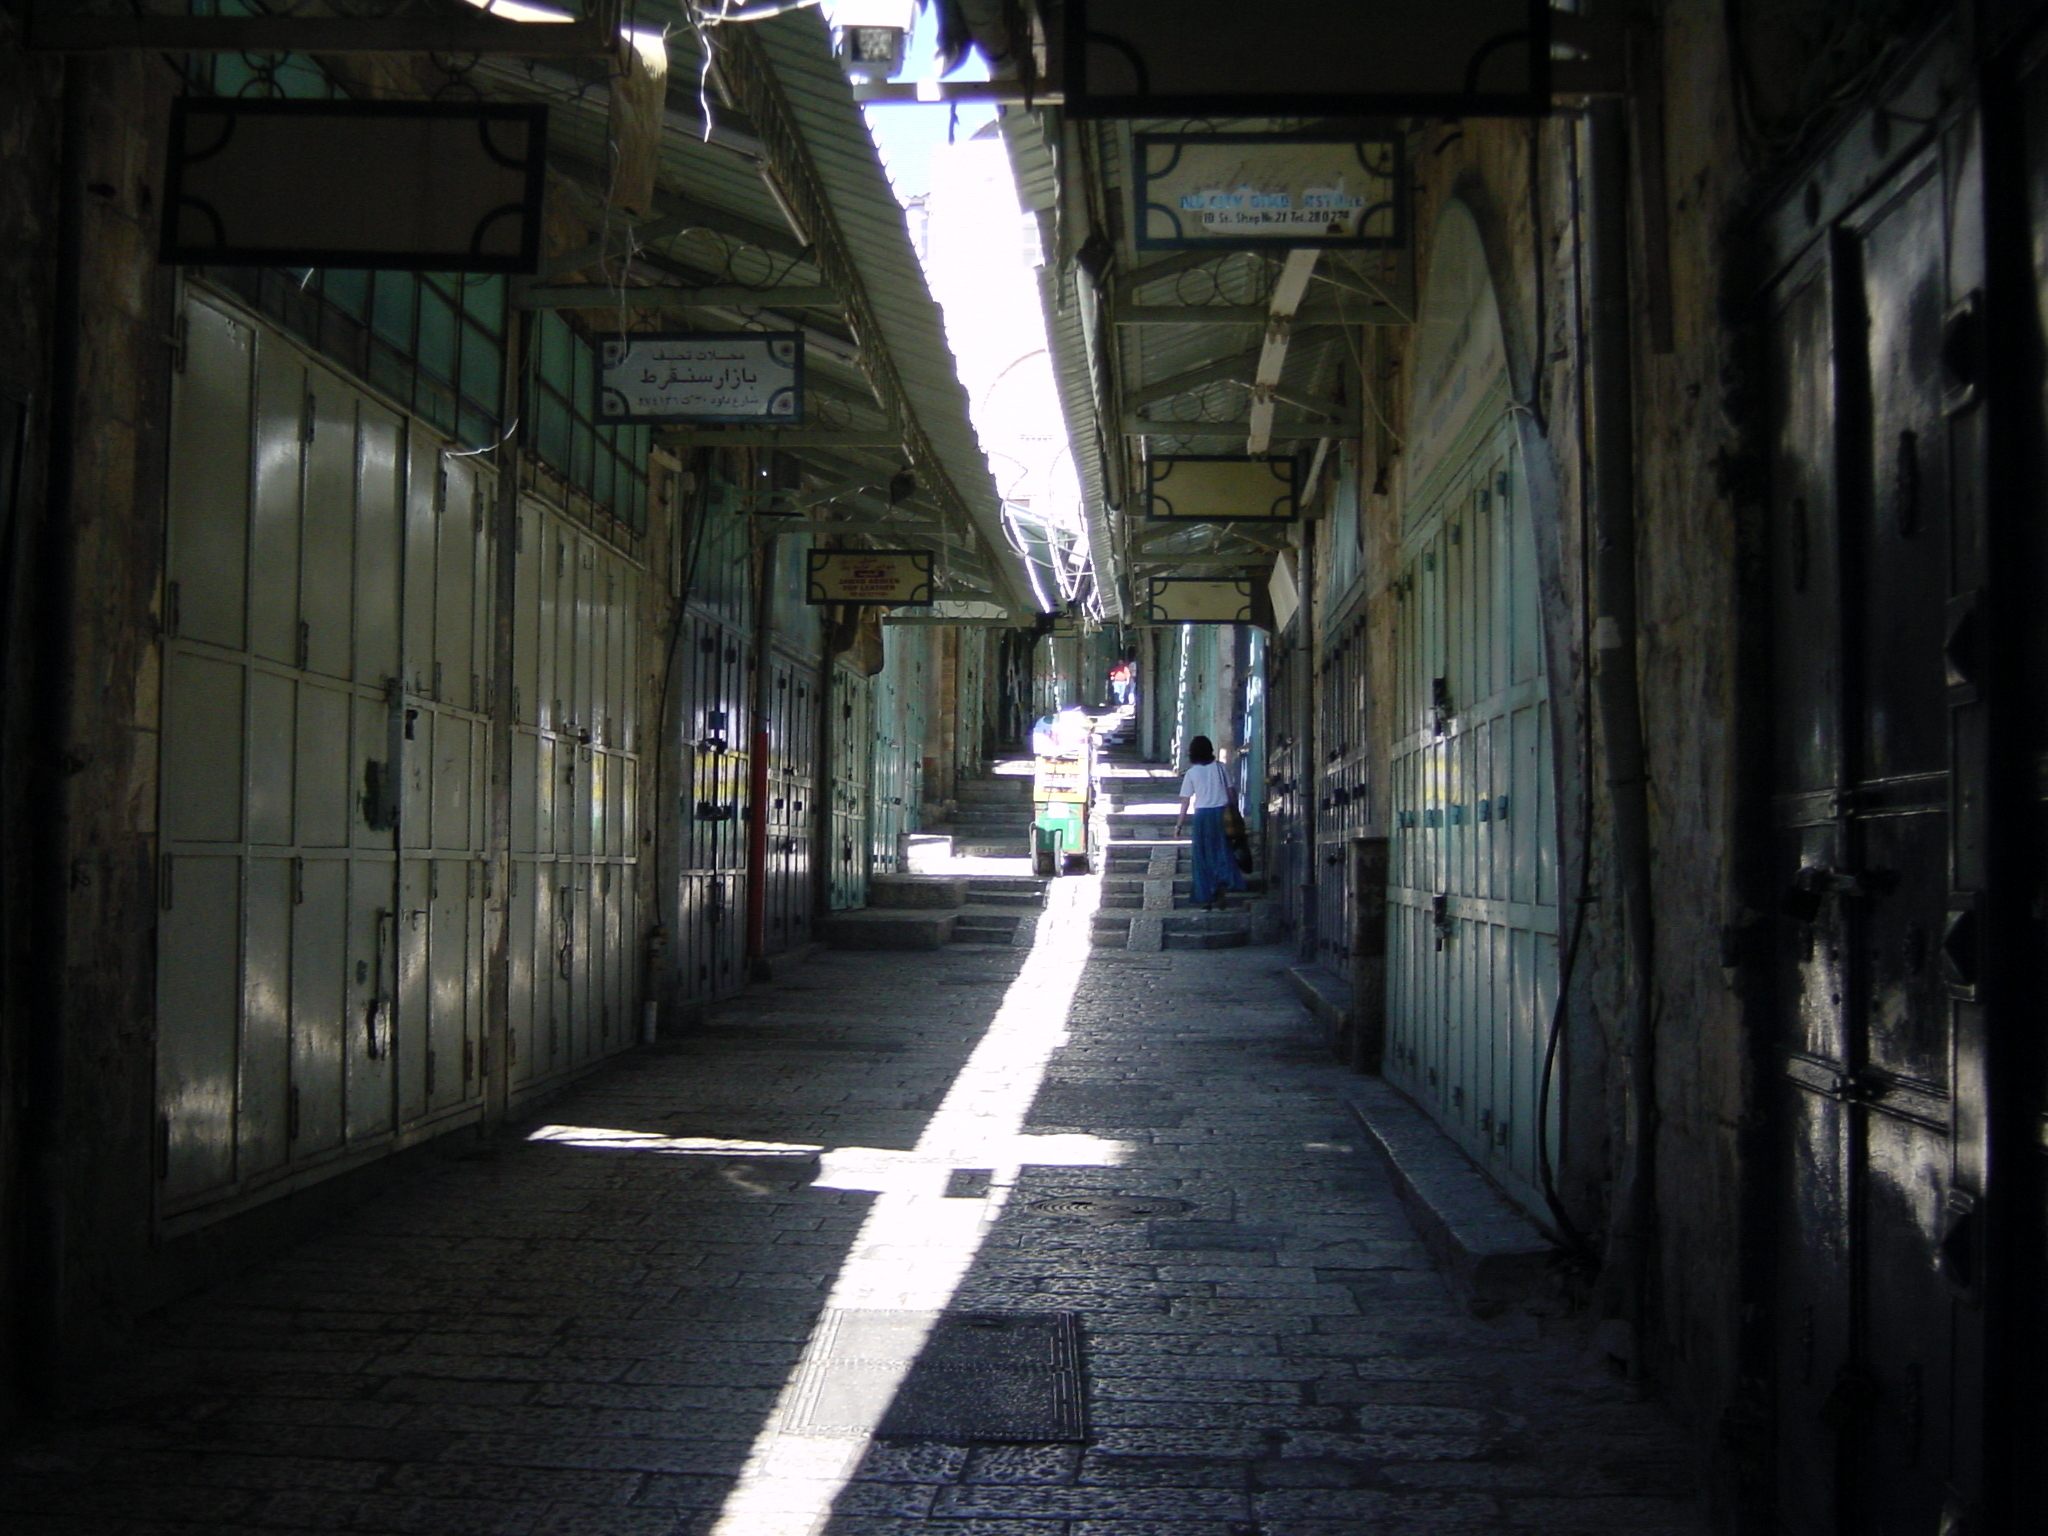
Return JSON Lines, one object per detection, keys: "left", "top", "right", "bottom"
{"left": 954, "top": 4, "right": 1418, "bottom": 620}
{"left": 246, "top": 1, "right": 1040, "bottom": 613}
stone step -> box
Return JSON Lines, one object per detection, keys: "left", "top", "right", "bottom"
{"left": 867, "top": 873, "right": 968, "bottom": 910}
{"left": 1164, "top": 923, "right": 1250, "bottom": 951}
{"left": 956, "top": 782, "right": 1031, "bottom": 805}
{"left": 821, "top": 909, "right": 956, "bottom": 951}
{"left": 965, "top": 888, "right": 1043, "bottom": 909}
{"left": 965, "top": 874, "right": 1048, "bottom": 897}
{"left": 952, "top": 913, "right": 1023, "bottom": 944}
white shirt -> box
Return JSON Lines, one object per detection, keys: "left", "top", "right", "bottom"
{"left": 1179, "top": 761, "right": 1234, "bottom": 810}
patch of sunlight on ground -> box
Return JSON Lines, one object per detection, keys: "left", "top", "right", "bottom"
{"left": 707, "top": 867, "right": 1115, "bottom": 1536}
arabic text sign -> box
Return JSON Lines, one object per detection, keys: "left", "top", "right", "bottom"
{"left": 1136, "top": 132, "right": 1404, "bottom": 249}
{"left": 598, "top": 332, "right": 803, "bottom": 424}
{"left": 806, "top": 549, "right": 934, "bottom": 607}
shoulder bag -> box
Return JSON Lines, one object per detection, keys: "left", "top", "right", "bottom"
{"left": 1219, "top": 766, "right": 1253, "bottom": 872}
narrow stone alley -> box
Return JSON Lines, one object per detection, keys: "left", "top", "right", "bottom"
{"left": 0, "top": 867, "right": 1708, "bottom": 1536}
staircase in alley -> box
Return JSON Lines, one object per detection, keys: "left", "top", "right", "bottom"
{"left": 939, "top": 765, "right": 1034, "bottom": 859}
{"left": 1089, "top": 713, "right": 1260, "bottom": 952}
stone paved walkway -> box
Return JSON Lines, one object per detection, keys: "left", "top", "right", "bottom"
{"left": 1, "top": 875, "right": 1709, "bottom": 1535}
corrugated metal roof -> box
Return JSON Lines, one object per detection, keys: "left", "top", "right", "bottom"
{"left": 997, "top": 107, "right": 1123, "bottom": 618}
{"left": 482, "top": 11, "right": 1032, "bottom": 611}
{"left": 735, "top": 11, "right": 1033, "bottom": 611}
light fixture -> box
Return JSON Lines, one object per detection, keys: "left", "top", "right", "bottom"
{"left": 826, "top": 0, "right": 915, "bottom": 81}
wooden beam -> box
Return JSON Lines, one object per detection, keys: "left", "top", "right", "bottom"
{"left": 540, "top": 211, "right": 699, "bottom": 279}
{"left": 1249, "top": 249, "right": 1319, "bottom": 455}
{"left": 1123, "top": 330, "right": 1345, "bottom": 413}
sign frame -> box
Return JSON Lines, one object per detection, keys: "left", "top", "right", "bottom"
{"left": 1140, "top": 577, "right": 1263, "bottom": 627}
{"left": 1134, "top": 131, "right": 1405, "bottom": 252}
{"left": 1145, "top": 454, "right": 1300, "bottom": 524}
{"left": 597, "top": 330, "right": 805, "bottom": 426}
{"left": 1062, "top": 0, "right": 1553, "bottom": 120}
{"left": 805, "top": 549, "right": 935, "bottom": 607}
{"left": 161, "top": 97, "right": 547, "bottom": 273}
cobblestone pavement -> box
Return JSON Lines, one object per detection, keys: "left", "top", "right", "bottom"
{"left": 2, "top": 876, "right": 1710, "bottom": 1536}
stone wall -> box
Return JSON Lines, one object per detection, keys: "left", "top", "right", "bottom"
{"left": 1291, "top": 7, "right": 1821, "bottom": 1521}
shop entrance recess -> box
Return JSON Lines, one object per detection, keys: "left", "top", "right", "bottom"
{"left": 1385, "top": 203, "right": 1559, "bottom": 1218}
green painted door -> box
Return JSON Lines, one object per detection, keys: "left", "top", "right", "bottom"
{"left": 1386, "top": 423, "right": 1557, "bottom": 1216}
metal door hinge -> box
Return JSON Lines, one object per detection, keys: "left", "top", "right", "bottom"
{"left": 167, "top": 313, "right": 188, "bottom": 374}
{"left": 159, "top": 853, "right": 174, "bottom": 910}
{"left": 299, "top": 391, "right": 316, "bottom": 445}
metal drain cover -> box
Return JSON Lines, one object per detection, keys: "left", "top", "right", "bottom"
{"left": 1030, "top": 1195, "right": 1192, "bottom": 1221}
{"left": 784, "top": 1309, "right": 1086, "bottom": 1442}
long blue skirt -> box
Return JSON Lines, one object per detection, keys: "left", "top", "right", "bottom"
{"left": 1189, "top": 806, "right": 1247, "bottom": 904}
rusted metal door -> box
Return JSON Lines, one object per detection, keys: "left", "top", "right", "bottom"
{"left": 1762, "top": 105, "right": 1989, "bottom": 1534}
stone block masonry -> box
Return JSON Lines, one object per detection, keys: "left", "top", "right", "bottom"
{"left": 0, "top": 918, "right": 1707, "bottom": 1536}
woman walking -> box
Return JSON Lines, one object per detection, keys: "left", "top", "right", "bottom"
{"left": 1174, "top": 735, "right": 1247, "bottom": 910}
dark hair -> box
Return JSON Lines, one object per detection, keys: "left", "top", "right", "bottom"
{"left": 1188, "top": 735, "right": 1215, "bottom": 764}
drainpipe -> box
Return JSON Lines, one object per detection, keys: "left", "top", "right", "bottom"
{"left": 20, "top": 58, "right": 89, "bottom": 1414}
{"left": 1586, "top": 99, "right": 1658, "bottom": 1356}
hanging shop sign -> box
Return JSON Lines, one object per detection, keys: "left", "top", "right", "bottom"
{"left": 1268, "top": 550, "right": 1300, "bottom": 632}
{"left": 806, "top": 549, "right": 934, "bottom": 606}
{"left": 1141, "top": 577, "right": 1262, "bottom": 626}
{"left": 1146, "top": 455, "right": 1298, "bottom": 523}
{"left": 1134, "top": 132, "right": 1403, "bottom": 251}
{"left": 161, "top": 99, "right": 547, "bottom": 272}
{"left": 598, "top": 332, "right": 804, "bottom": 424}
{"left": 1062, "top": 0, "right": 1550, "bottom": 118}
